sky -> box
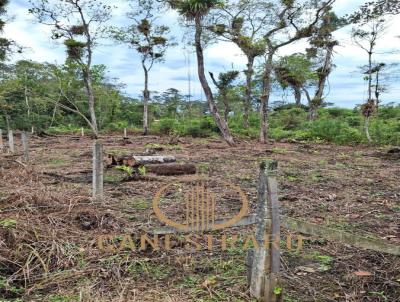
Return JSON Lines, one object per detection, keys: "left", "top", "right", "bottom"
{"left": 4, "top": 0, "right": 400, "bottom": 108}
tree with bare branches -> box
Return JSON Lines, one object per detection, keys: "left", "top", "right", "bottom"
{"left": 167, "top": 0, "right": 236, "bottom": 146}
{"left": 29, "top": 0, "right": 112, "bottom": 138}
{"left": 257, "top": 0, "right": 336, "bottom": 143}
{"left": 111, "top": 0, "right": 173, "bottom": 135}
{"left": 210, "top": 70, "right": 239, "bottom": 122}
{"left": 352, "top": 18, "right": 387, "bottom": 143}
{"left": 207, "top": 0, "right": 269, "bottom": 128}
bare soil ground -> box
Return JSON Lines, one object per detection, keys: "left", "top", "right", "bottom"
{"left": 0, "top": 134, "right": 399, "bottom": 302}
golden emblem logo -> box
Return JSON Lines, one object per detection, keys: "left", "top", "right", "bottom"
{"left": 152, "top": 178, "right": 249, "bottom": 232}
{"left": 97, "top": 177, "right": 303, "bottom": 254}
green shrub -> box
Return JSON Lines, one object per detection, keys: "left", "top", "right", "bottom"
{"left": 309, "top": 119, "right": 363, "bottom": 144}
{"left": 370, "top": 119, "right": 400, "bottom": 145}
{"left": 200, "top": 116, "right": 220, "bottom": 133}
{"left": 106, "top": 121, "right": 128, "bottom": 131}
{"left": 185, "top": 121, "right": 212, "bottom": 138}
{"left": 269, "top": 128, "right": 293, "bottom": 140}
{"left": 157, "top": 118, "right": 178, "bottom": 134}
{"left": 270, "top": 108, "right": 307, "bottom": 130}
{"left": 232, "top": 127, "right": 259, "bottom": 139}
{"left": 47, "top": 124, "right": 83, "bottom": 134}
{"left": 325, "top": 108, "right": 351, "bottom": 118}
{"left": 345, "top": 116, "right": 362, "bottom": 127}
{"left": 248, "top": 114, "right": 260, "bottom": 127}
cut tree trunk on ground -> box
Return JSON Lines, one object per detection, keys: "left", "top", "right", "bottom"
{"left": 145, "top": 163, "right": 196, "bottom": 176}
{"left": 107, "top": 154, "right": 176, "bottom": 167}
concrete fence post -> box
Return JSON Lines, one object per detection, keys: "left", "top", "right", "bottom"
{"left": 92, "top": 140, "right": 104, "bottom": 200}
{"left": 0, "top": 129, "right": 3, "bottom": 152}
{"left": 8, "top": 130, "right": 14, "bottom": 153}
{"left": 21, "top": 132, "right": 29, "bottom": 162}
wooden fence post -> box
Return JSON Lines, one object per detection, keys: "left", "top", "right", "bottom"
{"left": 8, "top": 130, "right": 14, "bottom": 153}
{"left": 0, "top": 129, "right": 3, "bottom": 152}
{"left": 92, "top": 140, "right": 104, "bottom": 200}
{"left": 249, "top": 160, "right": 270, "bottom": 299}
{"left": 264, "top": 160, "right": 282, "bottom": 302}
{"left": 21, "top": 132, "right": 29, "bottom": 162}
{"left": 124, "top": 128, "right": 127, "bottom": 139}
{"left": 249, "top": 160, "right": 282, "bottom": 302}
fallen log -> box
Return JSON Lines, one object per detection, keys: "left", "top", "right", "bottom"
{"left": 145, "top": 163, "right": 196, "bottom": 176}
{"left": 107, "top": 154, "right": 176, "bottom": 167}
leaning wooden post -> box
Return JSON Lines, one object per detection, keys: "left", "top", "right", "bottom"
{"left": 264, "top": 160, "right": 282, "bottom": 302}
{"left": 0, "top": 129, "right": 3, "bottom": 152}
{"left": 249, "top": 160, "right": 270, "bottom": 299}
{"left": 21, "top": 132, "right": 29, "bottom": 162}
{"left": 92, "top": 140, "right": 104, "bottom": 200}
{"left": 8, "top": 130, "right": 14, "bottom": 153}
{"left": 250, "top": 160, "right": 282, "bottom": 302}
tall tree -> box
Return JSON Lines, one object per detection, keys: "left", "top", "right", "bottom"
{"left": 210, "top": 70, "right": 239, "bottom": 122}
{"left": 258, "top": 0, "right": 335, "bottom": 143}
{"left": 0, "top": 0, "right": 22, "bottom": 129}
{"left": 168, "top": 0, "right": 236, "bottom": 146}
{"left": 351, "top": 18, "right": 387, "bottom": 143}
{"left": 29, "top": 0, "right": 112, "bottom": 138}
{"left": 349, "top": 0, "right": 400, "bottom": 23}
{"left": 275, "top": 54, "right": 317, "bottom": 107}
{"left": 208, "top": 0, "right": 268, "bottom": 128}
{"left": 112, "top": 0, "right": 173, "bottom": 135}
{"left": 306, "top": 8, "right": 343, "bottom": 120}
{"left": 352, "top": 19, "right": 386, "bottom": 105}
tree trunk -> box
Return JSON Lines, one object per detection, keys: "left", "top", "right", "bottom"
{"left": 222, "top": 92, "right": 230, "bottom": 123}
{"left": 244, "top": 56, "right": 255, "bottom": 128}
{"left": 146, "top": 163, "right": 196, "bottom": 176}
{"left": 143, "top": 62, "right": 150, "bottom": 135}
{"left": 259, "top": 52, "right": 274, "bottom": 143}
{"left": 50, "top": 102, "right": 58, "bottom": 127}
{"left": 24, "top": 85, "right": 31, "bottom": 119}
{"left": 194, "top": 16, "right": 235, "bottom": 146}
{"left": 5, "top": 115, "right": 10, "bottom": 132}
{"left": 303, "top": 87, "right": 312, "bottom": 105}
{"left": 310, "top": 45, "right": 334, "bottom": 121}
{"left": 83, "top": 70, "right": 99, "bottom": 138}
{"left": 375, "top": 70, "right": 380, "bottom": 108}
{"left": 364, "top": 116, "right": 372, "bottom": 144}
{"left": 367, "top": 48, "right": 373, "bottom": 101}
{"left": 294, "top": 86, "right": 301, "bottom": 107}
{"left": 107, "top": 154, "right": 176, "bottom": 167}
{"left": 77, "top": 6, "right": 98, "bottom": 138}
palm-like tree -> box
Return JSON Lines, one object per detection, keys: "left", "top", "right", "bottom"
{"left": 169, "top": 0, "right": 221, "bottom": 19}
{"left": 169, "top": 0, "right": 235, "bottom": 146}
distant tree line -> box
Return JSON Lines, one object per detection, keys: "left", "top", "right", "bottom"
{"left": 0, "top": 0, "right": 398, "bottom": 146}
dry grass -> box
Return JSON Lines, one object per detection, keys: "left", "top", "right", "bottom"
{"left": 0, "top": 134, "right": 399, "bottom": 301}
